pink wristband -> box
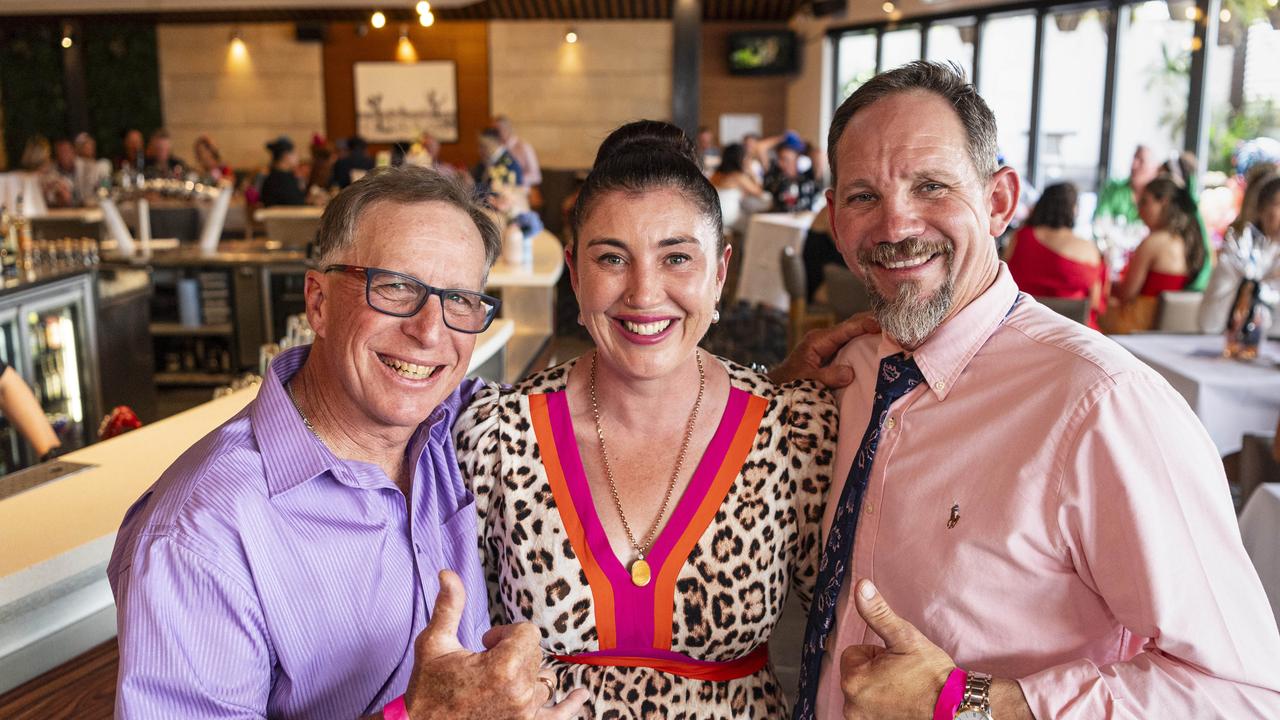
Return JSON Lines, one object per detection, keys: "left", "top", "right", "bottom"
{"left": 383, "top": 695, "right": 409, "bottom": 720}
{"left": 934, "top": 667, "right": 966, "bottom": 720}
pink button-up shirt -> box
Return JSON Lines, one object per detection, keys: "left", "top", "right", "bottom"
{"left": 816, "top": 265, "right": 1280, "bottom": 718}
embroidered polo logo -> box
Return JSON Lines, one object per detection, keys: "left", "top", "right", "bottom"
{"left": 947, "top": 503, "right": 961, "bottom": 529}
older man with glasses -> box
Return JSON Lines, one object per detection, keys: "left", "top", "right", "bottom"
{"left": 109, "top": 166, "right": 587, "bottom": 720}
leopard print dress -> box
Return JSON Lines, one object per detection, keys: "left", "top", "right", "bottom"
{"left": 454, "top": 356, "right": 836, "bottom": 719}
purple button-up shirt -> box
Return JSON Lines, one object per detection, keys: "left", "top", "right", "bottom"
{"left": 108, "top": 345, "right": 490, "bottom": 719}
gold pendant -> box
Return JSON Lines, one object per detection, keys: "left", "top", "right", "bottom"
{"left": 629, "top": 558, "right": 651, "bottom": 587}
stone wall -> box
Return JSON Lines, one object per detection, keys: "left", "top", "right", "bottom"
{"left": 156, "top": 23, "right": 325, "bottom": 170}
{"left": 489, "top": 20, "right": 673, "bottom": 170}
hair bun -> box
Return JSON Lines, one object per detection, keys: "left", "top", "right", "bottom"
{"left": 592, "top": 120, "right": 699, "bottom": 170}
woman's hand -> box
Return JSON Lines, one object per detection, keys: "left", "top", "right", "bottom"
{"left": 770, "top": 313, "right": 880, "bottom": 388}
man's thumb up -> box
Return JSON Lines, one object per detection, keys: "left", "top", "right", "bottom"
{"left": 417, "top": 570, "right": 468, "bottom": 660}
{"left": 853, "top": 579, "right": 927, "bottom": 654}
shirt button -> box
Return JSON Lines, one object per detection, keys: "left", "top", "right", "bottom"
{"left": 884, "top": 417, "right": 896, "bottom": 430}
{"left": 934, "top": 381, "right": 945, "bottom": 391}
{"left": 864, "top": 502, "right": 874, "bottom": 515}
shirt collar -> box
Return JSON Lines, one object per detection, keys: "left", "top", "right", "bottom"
{"left": 251, "top": 345, "right": 471, "bottom": 498}
{"left": 874, "top": 262, "right": 1020, "bottom": 402}
{"left": 249, "top": 345, "right": 333, "bottom": 497}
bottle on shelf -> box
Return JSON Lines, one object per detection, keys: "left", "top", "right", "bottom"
{"left": 2, "top": 199, "right": 20, "bottom": 278}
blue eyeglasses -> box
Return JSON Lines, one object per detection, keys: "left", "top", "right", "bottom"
{"left": 324, "top": 264, "right": 502, "bottom": 334}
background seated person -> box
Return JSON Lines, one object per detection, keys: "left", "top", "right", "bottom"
{"left": 260, "top": 136, "right": 307, "bottom": 207}
{"left": 1100, "top": 176, "right": 1207, "bottom": 333}
{"left": 1200, "top": 173, "right": 1280, "bottom": 333}
{"left": 1005, "top": 182, "right": 1107, "bottom": 328}
{"left": 710, "top": 143, "right": 767, "bottom": 201}
{"left": 763, "top": 141, "right": 821, "bottom": 213}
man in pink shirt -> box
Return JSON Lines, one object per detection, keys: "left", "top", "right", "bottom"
{"left": 792, "top": 61, "right": 1280, "bottom": 719}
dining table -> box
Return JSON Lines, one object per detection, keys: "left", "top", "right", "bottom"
{"left": 1112, "top": 333, "right": 1280, "bottom": 455}
{"left": 735, "top": 211, "right": 816, "bottom": 311}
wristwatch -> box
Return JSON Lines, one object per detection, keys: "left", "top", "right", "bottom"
{"left": 954, "top": 671, "right": 993, "bottom": 720}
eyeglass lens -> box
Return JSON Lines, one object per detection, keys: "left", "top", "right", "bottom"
{"left": 367, "top": 270, "right": 495, "bottom": 332}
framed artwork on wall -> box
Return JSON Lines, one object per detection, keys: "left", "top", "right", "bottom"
{"left": 353, "top": 61, "right": 458, "bottom": 143}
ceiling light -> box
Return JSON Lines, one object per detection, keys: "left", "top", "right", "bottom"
{"left": 882, "top": 1, "right": 896, "bottom": 13}
{"left": 61, "top": 24, "right": 73, "bottom": 48}
{"left": 1184, "top": 5, "right": 1198, "bottom": 20}
{"left": 1219, "top": 8, "right": 1231, "bottom": 21}
{"left": 228, "top": 30, "right": 247, "bottom": 60}
{"left": 416, "top": 1, "right": 431, "bottom": 14}
{"left": 419, "top": 10, "right": 435, "bottom": 27}
{"left": 372, "top": 11, "right": 387, "bottom": 29}
{"left": 565, "top": 28, "right": 578, "bottom": 43}
{"left": 61, "top": 35, "right": 73, "bottom": 49}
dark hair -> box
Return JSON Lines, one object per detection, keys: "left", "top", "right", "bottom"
{"left": 1027, "top": 182, "right": 1078, "bottom": 229}
{"left": 1143, "top": 176, "right": 1206, "bottom": 286}
{"left": 569, "top": 120, "right": 723, "bottom": 255}
{"left": 266, "top": 136, "right": 295, "bottom": 163}
{"left": 313, "top": 165, "right": 502, "bottom": 272}
{"left": 194, "top": 135, "right": 221, "bottom": 163}
{"left": 348, "top": 136, "right": 368, "bottom": 153}
{"left": 828, "top": 60, "right": 998, "bottom": 188}
{"left": 718, "top": 143, "right": 746, "bottom": 174}
{"left": 1256, "top": 176, "right": 1280, "bottom": 222}
{"left": 480, "top": 127, "right": 503, "bottom": 142}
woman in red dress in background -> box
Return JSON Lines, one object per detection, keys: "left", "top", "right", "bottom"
{"left": 1006, "top": 182, "right": 1108, "bottom": 328}
{"left": 1099, "top": 175, "right": 1208, "bottom": 333}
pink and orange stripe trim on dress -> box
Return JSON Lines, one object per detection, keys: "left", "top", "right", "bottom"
{"left": 528, "top": 386, "right": 769, "bottom": 681}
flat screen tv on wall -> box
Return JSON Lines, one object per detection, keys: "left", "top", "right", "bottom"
{"left": 727, "top": 31, "right": 798, "bottom": 75}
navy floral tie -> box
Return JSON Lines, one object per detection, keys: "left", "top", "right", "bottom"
{"left": 793, "top": 353, "right": 924, "bottom": 720}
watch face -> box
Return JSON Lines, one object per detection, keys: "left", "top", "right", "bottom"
{"left": 955, "top": 711, "right": 992, "bottom": 720}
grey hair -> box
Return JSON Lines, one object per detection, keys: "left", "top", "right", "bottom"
{"left": 312, "top": 164, "right": 502, "bottom": 271}
{"left": 827, "top": 60, "right": 999, "bottom": 187}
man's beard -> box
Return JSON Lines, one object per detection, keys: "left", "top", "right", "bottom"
{"left": 856, "top": 237, "right": 956, "bottom": 349}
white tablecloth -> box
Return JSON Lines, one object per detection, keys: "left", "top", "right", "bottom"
{"left": 1239, "top": 484, "right": 1280, "bottom": 623}
{"left": 1112, "top": 333, "right": 1280, "bottom": 455}
{"left": 736, "top": 211, "right": 815, "bottom": 311}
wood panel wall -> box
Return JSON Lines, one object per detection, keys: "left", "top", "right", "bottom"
{"left": 321, "top": 21, "right": 489, "bottom": 169}
{"left": 699, "top": 22, "right": 793, "bottom": 145}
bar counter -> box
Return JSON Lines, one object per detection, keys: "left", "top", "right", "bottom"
{"left": 0, "top": 318, "right": 513, "bottom": 693}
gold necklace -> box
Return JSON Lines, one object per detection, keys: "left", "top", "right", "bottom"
{"left": 589, "top": 350, "right": 705, "bottom": 587}
{"left": 285, "top": 381, "right": 322, "bottom": 441}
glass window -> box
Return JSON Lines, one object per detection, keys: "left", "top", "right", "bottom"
{"left": 1110, "top": 0, "right": 1195, "bottom": 176}
{"left": 836, "top": 31, "right": 878, "bottom": 103}
{"left": 1206, "top": 20, "right": 1280, "bottom": 174}
{"left": 978, "top": 13, "right": 1037, "bottom": 180}
{"left": 1040, "top": 8, "right": 1110, "bottom": 192}
{"left": 880, "top": 26, "right": 922, "bottom": 72}
{"left": 927, "top": 19, "right": 977, "bottom": 80}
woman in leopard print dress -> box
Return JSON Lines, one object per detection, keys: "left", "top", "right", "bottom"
{"left": 454, "top": 121, "right": 837, "bottom": 718}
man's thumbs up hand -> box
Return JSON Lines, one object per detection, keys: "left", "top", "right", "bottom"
{"left": 838, "top": 579, "right": 955, "bottom": 720}
{"left": 401, "top": 571, "right": 590, "bottom": 720}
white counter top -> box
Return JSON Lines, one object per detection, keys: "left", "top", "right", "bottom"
{"left": 486, "top": 231, "right": 565, "bottom": 288}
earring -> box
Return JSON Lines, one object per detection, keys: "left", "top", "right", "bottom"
{"left": 711, "top": 310, "right": 721, "bottom": 324}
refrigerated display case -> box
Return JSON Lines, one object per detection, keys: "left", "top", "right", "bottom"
{"left": 0, "top": 308, "right": 21, "bottom": 475}
{"left": 0, "top": 271, "right": 100, "bottom": 471}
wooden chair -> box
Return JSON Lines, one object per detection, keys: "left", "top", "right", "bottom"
{"left": 1034, "top": 295, "right": 1091, "bottom": 325}
{"left": 781, "top": 246, "right": 833, "bottom": 349}
{"left": 823, "top": 264, "right": 873, "bottom": 320}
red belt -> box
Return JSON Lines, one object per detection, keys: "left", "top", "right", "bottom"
{"left": 553, "top": 643, "right": 769, "bottom": 681}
